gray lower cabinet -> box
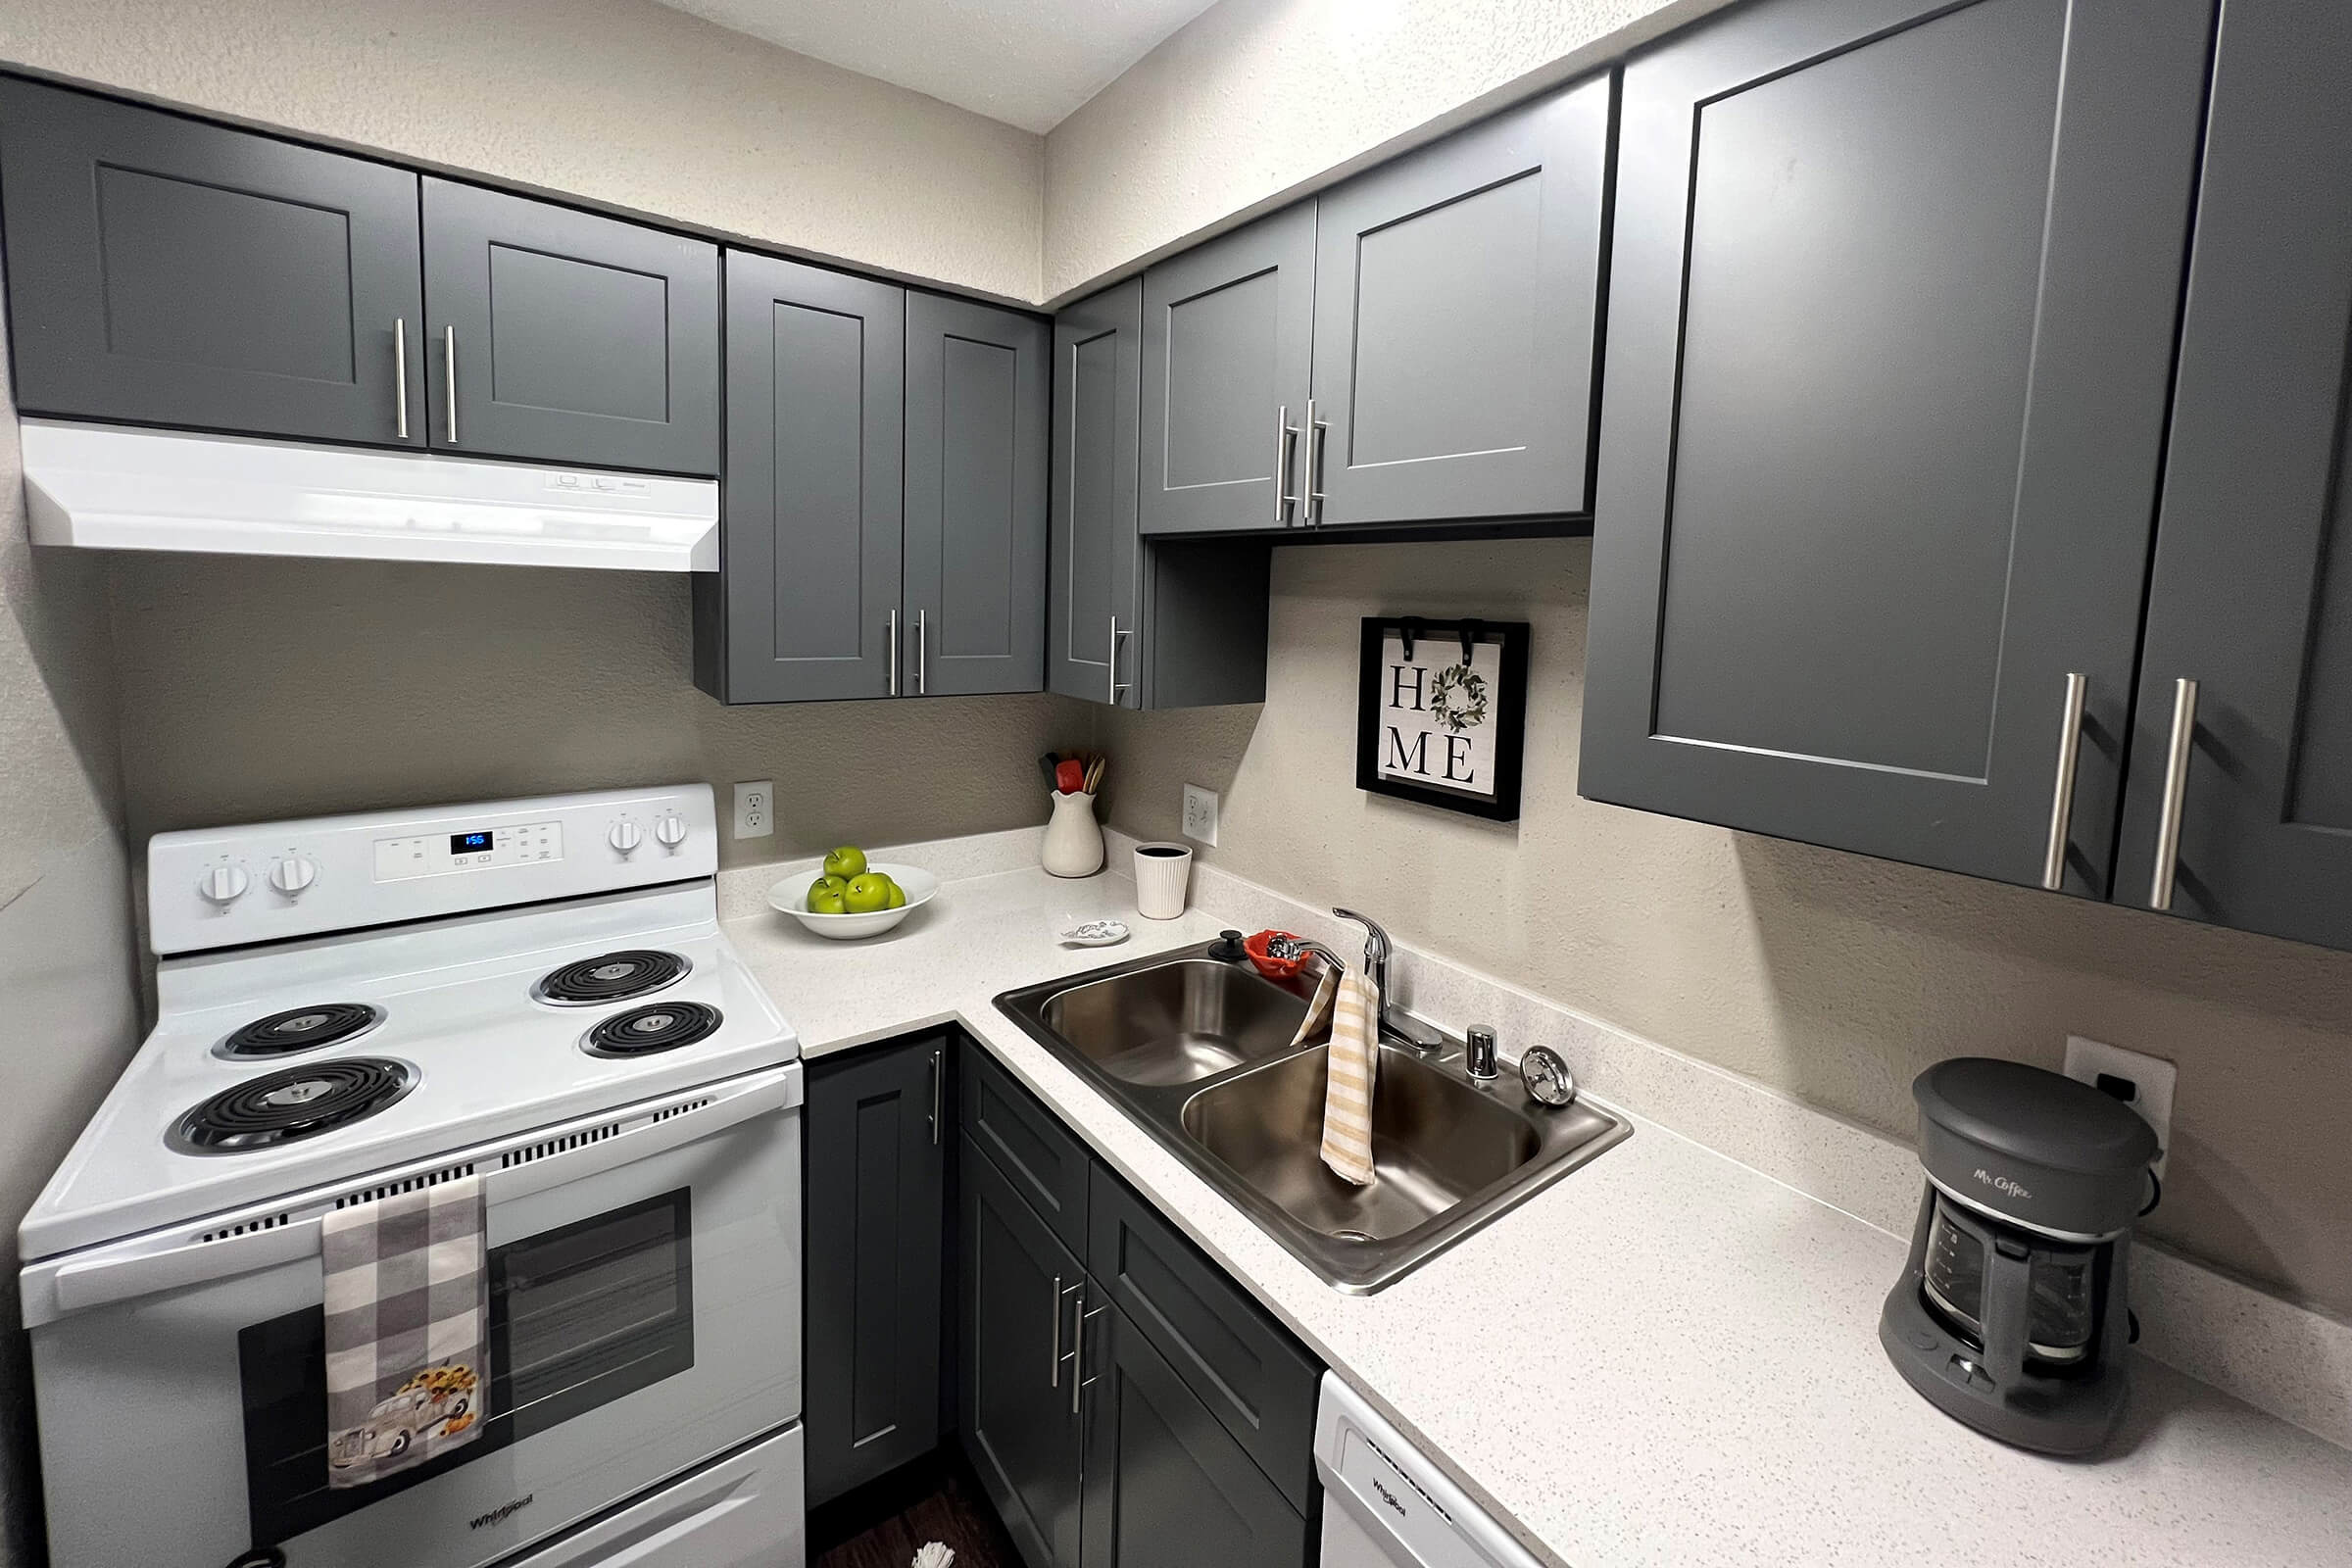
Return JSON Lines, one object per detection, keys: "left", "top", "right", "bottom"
{"left": 805, "top": 1036, "right": 949, "bottom": 1507}
{"left": 1306, "top": 74, "right": 1610, "bottom": 527}
{"left": 0, "top": 76, "right": 424, "bottom": 448}
{"left": 905, "top": 294, "right": 1051, "bottom": 697}
{"left": 1050, "top": 280, "right": 1269, "bottom": 710}
{"left": 1078, "top": 1304, "right": 1310, "bottom": 1568}
{"left": 1579, "top": 0, "right": 2214, "bottom": 894}
{"left": 961, "top": 1133, "right": 1088, "bottom": 1568}
{"left": 421, "top": 177, "right": 720, "bottom": 474}
{"left": 1138, "top": 206, "right": 1318, "bottom": 536}
{"left": 2113, "top": 0, "right": 2352, "bottom": 952}
{"left": 700, "top": 253, "right": 905, "bottom": 704}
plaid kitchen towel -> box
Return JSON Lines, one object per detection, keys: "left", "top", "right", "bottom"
{"left": 322, "top": 1173, "right": 489, "bottom": 1488}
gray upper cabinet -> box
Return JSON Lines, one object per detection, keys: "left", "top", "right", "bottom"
{"left": 905, "top": 293, "right": 1050, "bottom": 697}
{"left": 0, "top": 77, "right": 424, "bottom": 448}
{"left": 2114, "top": 0, "right": 2352, "bottom": 952}
{"left": 700, "top": 252, "right": 904, "bottom": 704}
{"left": 804, "top": 1036, "right": 948, "bottom": 1507}
{"left": 422, "top": 177, "right": 719, "bottom": 474}
{"left": 1050, "top": 280, "right": 1270, "bottom": 710}
{"left": 1139, "top": 206, "right": 1317, "bottom": 535}
{"left": 1580, "top": 0, "right": 2213, "bottom": 894}
{"left": 1307, "top": 74, "right": 1609, "bottom": 528}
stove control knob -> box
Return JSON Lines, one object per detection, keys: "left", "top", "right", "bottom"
{"left": 199, "top": 863, "right": 251, "bottom": 906}
{"left": 609, "top": 820, "right": 644, "bottom": 858}
{"left": 268, "top": 855, "right": 319, "bottom": 898}
{"left": 654, "top": 811, "right": 689, "bottom": 850}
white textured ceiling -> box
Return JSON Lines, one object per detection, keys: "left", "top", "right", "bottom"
{"left": 653, "top": 0, "right": 1219, "bottom": 132}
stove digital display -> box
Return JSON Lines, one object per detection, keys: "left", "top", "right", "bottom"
{"left": 450, "top": 831, "right": 494, "bottom": 854}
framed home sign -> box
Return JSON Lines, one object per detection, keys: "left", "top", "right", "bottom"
{"left": 1355, "top": 616, "right": 1530, "bottom": 821}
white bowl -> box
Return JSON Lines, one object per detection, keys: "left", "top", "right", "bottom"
{"left": 767, "top": 861, "right": 940, "bottom": 940}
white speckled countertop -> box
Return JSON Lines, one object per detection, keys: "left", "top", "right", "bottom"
{"left": 723, "top": 858, "right": 2352, "bottom": 1568}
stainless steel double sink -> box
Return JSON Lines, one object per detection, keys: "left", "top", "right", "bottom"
{"left": 994, "top": 943, "right": 1629, "bottom": 1293}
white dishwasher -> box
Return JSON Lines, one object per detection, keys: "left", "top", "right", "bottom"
{"left": 1314, "top": 1373, "right": 1545, "bottom": 1568}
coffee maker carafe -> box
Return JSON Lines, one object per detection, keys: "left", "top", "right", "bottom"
{"left": 1880, "top": 1057, "right": 2159, "bottom": 1454}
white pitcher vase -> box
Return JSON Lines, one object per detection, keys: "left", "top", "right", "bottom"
{"left": 1042, "top": 791, "right": 1105, "bottom": 878}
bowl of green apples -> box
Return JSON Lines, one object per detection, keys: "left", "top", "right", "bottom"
{"left": 767, "top": 845, "right": 939, "bottom": 940}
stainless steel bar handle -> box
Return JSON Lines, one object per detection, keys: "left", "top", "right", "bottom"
{"left": 887, "top": 610, "right": 900, "bottom": 697}
{"left": 2150, "top": 677, "right": 2200, "bottom": 911}
{"left": 916, "top": 610, "right": 929, "bottom": 696}
{"left": 393, "top": 319, "right": 409, "bottom": 439}
{"left": 1274, "top": 404, "right": 1300, "bottom": 523}
{"left": 1049, "top": 1272, "right": 1063, "bottom": 1387}
{"left": 1107, "top": 615, "right": 1132, "bottom": 706}
{"left": 1077, "top": 1305, "right": 1108, "bottom": 1395}
{"left": 1068, "top": 1291, "right": 1089, "bottom": 1414}
{"left": 1302, "top": 397, "right": 1328, "bottom": 524}
{"left": 443, "top": 324, "right": 459, "bottom": 444}
{"left": 2041, "top": 672, "right": 2090, "bottom": 892}
{"left": 927, "top": 1047, "right": 943, "bottom": 1146}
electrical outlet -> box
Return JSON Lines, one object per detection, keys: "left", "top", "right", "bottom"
{"left": 1181, "top": 783, "right": 1220, "bottom": 847}
{"left": 733, "top": 780, "right": 774, "bottom": 840}
{"left": 2064, "top": 1036, "right": 2177, "bottom": 1180}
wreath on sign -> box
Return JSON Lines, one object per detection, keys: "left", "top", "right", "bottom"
{"left": 1428, "top": 662, "right": 1489, "bottom": 734}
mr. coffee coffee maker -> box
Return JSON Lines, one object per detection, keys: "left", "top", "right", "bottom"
{"left": 1880, "top": 1057, "right": 2160, "bottom": 1454}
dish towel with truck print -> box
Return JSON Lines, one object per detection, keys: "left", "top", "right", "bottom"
{"left": 322, "top": 1172, "right": 489, "bottom": 1487}
{"left": 1319, "top": 963, "right": 1381, "bottom": 1185}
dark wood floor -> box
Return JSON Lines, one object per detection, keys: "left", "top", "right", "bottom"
{"left": 813, "top": 1463, "right": 1023, "bottom": 1568}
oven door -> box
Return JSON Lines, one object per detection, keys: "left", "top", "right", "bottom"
{"left": 22, "top": 1064, "right": 801, "bottom": 1568}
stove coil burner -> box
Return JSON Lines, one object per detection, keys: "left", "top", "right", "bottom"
{"left": 216, "top": 1003, "right": 385, "bottom": 1060}
{"left": 171, "top": 1058, "right": 416, "bottom": 1153}
{"left": 584, "top": 1003, "right": 723, "bottom": 1057}
{"left": 532, "top": 950, "right": 691, "bottom": 1006}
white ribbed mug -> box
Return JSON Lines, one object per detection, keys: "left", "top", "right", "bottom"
{"left": 1132, "top": 842, "right": 1194, "bottom": 920}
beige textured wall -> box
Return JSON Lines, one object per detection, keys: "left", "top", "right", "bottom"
{"left": 0, "top": 0, "right": 1045, "bottom": 302}
{"left": 1041, "top": 0, "right": 1732, "bottom": 300}
{"left": 1098, "top": 540, "right": 2352, "bottom": 1323}
{"left": 107, "top": 555, "right": 1090, "bottom": 870}
{"left": 0, "top": 304, "right": 140, "bottom": 1568}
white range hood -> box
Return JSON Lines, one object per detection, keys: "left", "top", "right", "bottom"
{"left": 19, "top": 420, "right": 719, "bottom": 571}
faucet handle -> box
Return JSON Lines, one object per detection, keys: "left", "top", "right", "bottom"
{"left": 1331, "top": 907, "right": 1389, "bottom": 963}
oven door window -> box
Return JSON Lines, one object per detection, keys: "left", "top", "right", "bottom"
{"left": 237, "top": 1190, "right": 695, "bottom": 1548}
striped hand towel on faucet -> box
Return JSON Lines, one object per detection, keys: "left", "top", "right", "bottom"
{"left": 1319, "top": 965, "right": 1381, "bottom": 1186}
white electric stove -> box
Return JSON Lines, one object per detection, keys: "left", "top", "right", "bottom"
{"left": 19, "top": 785, "right": 807, "bottom": 1568}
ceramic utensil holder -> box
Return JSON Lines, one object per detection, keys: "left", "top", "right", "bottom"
{"left": 1133, "top": 842, "right": 1194, "bottom": 919}
{"left": 1042, "top": 791, "right": 1105, "bottom": 877}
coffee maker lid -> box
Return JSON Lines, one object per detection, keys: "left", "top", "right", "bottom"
{"left": 1914, "top": 1057, "right": 2158, "bottom": 1176}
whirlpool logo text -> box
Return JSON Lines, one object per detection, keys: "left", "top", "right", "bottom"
{"left": 471, "top": 1494, "right": 535, "bottom": 1530}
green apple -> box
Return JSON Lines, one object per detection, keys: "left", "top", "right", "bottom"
{"left": 843, "top": 872, "right": 892, "bottom": 913}
{"left": 884, "top": 878, "right": 907, "bottom": 909}
{"left": 811, "top": 872, "right": 849, "bottom": 896}
{"left": 806, "top": 881, "right": 848, "bottom": 915}
{"left": 823, "top": 845, "right": 868, "bottom": 880}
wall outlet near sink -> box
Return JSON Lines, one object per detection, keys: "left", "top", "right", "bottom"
{"left": 1182, "top": 784, "right": 1219, "bottom": 847}
{"left": 733, "top": 780, "right": 773, "bottom": 840}
{"left": 2065, "top": 1036, "right": 2177, "bottom": 1181}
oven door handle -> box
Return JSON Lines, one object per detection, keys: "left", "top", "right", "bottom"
{"left": 24, "top": 1065, "right": 802, "bottom": 1328}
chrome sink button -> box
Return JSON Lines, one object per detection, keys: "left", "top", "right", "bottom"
{"left": 1520, "top": 1046, "right": 1577, "bottom": 1107}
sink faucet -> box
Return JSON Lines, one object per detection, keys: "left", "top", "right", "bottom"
{"left": 1331, "top": 909, "right": 1447, "bottom": 1051}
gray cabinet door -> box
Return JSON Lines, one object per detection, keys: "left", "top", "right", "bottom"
{"left": 904, "top": 293, "right": 1050, "bottom": 697}
{"left": 1078, "top": 1304, "right": 1308, "bottom": 1568}
{"left": 1139, "top": 206, "right": 1316, "bottom": 535}
{"left": 0, "top": 77, "right": 423, "bottom": 447}
{"left": 1579, "top": 0, "right": 2213, "bottom": 893}
{"left": 1307, "top": 74, "right": 1610, "bottom": 527}
{"left": 710, "top": 252, "right": 904, "bottom": 704}
{"left": 2113, "top": 0, "right": 2352, "bottom": 951}
{"left": 421, "top": 177, "right": 719, "bottom": 474}
{"left": 1049, "top": 281, "right": 1144, "bottom": 705}
{"left": 960, "top": 1135, "right": 1087, "bottom": 1568}
{"left": 805, "top": 1036, "right": 949, "bottom": 1507}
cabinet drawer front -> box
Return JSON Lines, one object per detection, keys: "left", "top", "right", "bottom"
{"left": 1580, "top": 0, "right": 2213, "bottom": 891}
{"left": 1088, "top": 1166, "right": 1320, "bottom": 1511}
{"left": 1309, "top": 73, "right": 1611, "bottom": 527}
{"left": 0, "top": 77, "right": 423, "bottom": 448}
{"left": 962, "top": 1050, "right": 1091, "bottom": 1256}
{"left": 1081, "top": 1302, "right": 1310, "bottom": 1568}
{"left": 422, "top": 178, "right": 719, "bottom": 474}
